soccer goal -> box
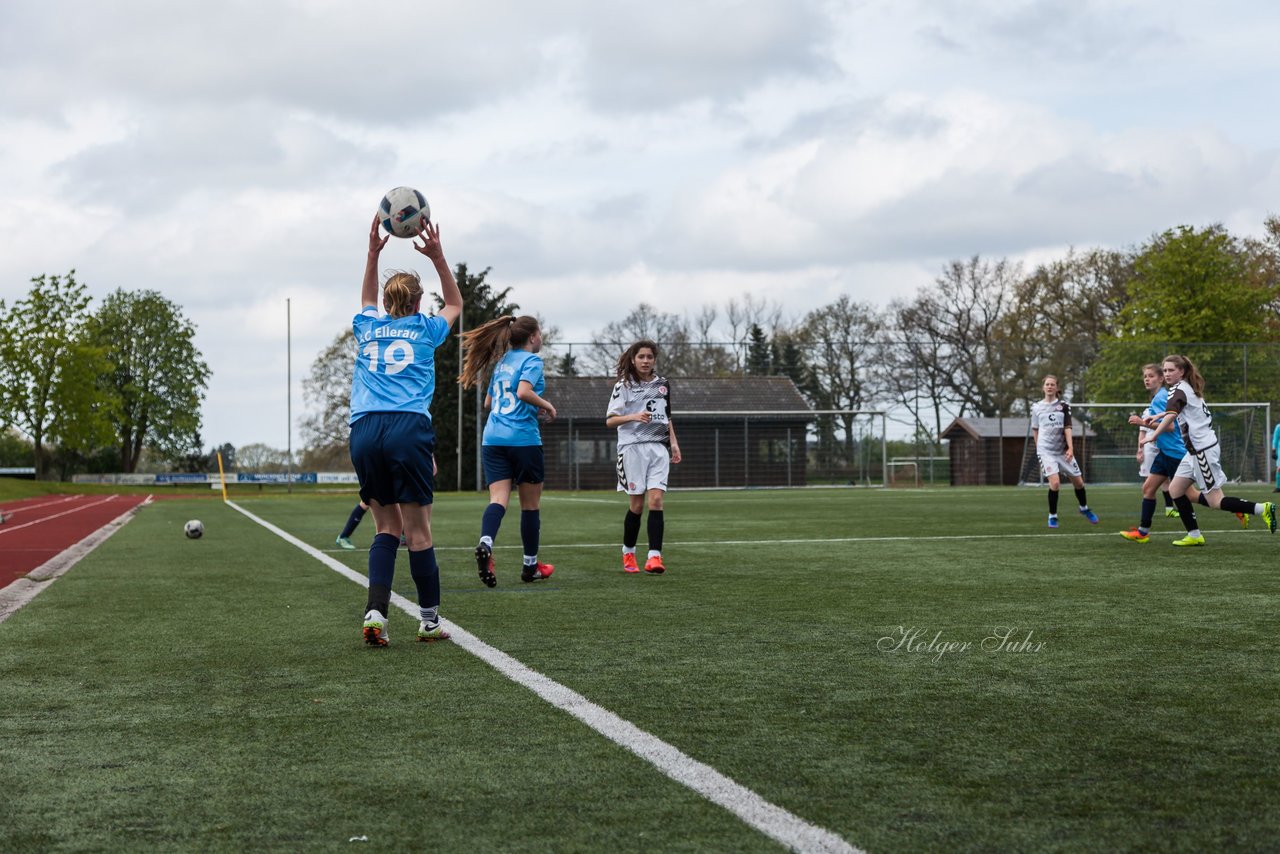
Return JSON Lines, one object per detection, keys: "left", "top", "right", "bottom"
{"left": 1016, "top": 402, "right": 1273, "bottom": 486}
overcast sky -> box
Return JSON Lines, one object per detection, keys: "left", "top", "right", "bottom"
{"left": 3, "top": 1, "right": 1278, "bottom": 452}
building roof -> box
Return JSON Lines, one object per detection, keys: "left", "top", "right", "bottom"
{"left": 545, "top": 375, "right": 814, "bottom": 421}
{"left": 940, "top": 416, "right": 1096, "bottom": 440}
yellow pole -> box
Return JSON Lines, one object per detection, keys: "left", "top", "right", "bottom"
{"left": 216, "top": 451, "right": 229, "bottom": 503}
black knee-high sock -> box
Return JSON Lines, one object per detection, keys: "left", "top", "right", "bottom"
{"left": 1048, "top": 490, "right": 1060, "bottom": 515}
{"left": 1219, "top": 496, "right": 1254, "bottom": 515}
{"left": 1074, "top": 487, "right": 1088, "bottom": 508}
{"left": 365, "top": 532, "right": 398, "bottom": 615}
{"left": 647, "top": 510, "right": 664, "bottom": 553}
{"left": 1139, "top": 498, "right": 1156, "bottom": 529}
{"left": 408, "top": 547, "right": 441, "bottom": 622}
{"left": 481, "top": 502, "right": 506, "bottom": 542}
{"left": 340, "top": 503, "right": 366, "bottom": 538}
{"left": 623, "top": 510, "right": 642, "bottom": 549}
{"left": 1197, "top": 494, "right": 1209, "bottom": 506}
{"left": 1172, "top": 495, "right": 1198, "bottom": 532}
{"left": 1162, "top": 491, "right": 1174, "bottom": 508}
{"left": 520, "top": 509, "right": 540, "bottom": 560}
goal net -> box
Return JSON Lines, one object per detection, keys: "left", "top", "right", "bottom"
{"left": 548, "top": 409, "right": 888, "bottom": 490}
{"left": 1016, "top": 402, "right": 1273, "bottom": 486}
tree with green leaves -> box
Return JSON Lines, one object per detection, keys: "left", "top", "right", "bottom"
{"left": 745, "top": 323, "right": 772, "bottom": 376}
{"left": 86, "top": 289, "right": 211, "bottom": 472}
{"left": 0, "top": 271, "right": 115, "bottom": 478}
{"left": 1088, "top": 224, "right": 1280, "bottom": 405}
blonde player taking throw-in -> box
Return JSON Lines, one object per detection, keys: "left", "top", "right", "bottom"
{"left": 1031, "top": 375, "right": 1098, "bottom": 528}
{"left": 1139, "top": 354, "right": 1275, "bottom": 546}
{"left": 349, "top": 214, "right": 462, "bottom": 645}
{"left": 606, "top": 340, "right": 682, "bottom": 573}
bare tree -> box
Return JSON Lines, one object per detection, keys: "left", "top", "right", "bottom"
{"left": 585, "top": 303, "right": 693, "bottom": 375}
{"left": 796, "top": 296, "right": 883, "bottom": 465}
{"left": 300, "top": 330, "right": 355, "bottom": 462}
{"left": 895, "top": 256, "right": 1025, "bottom": 418}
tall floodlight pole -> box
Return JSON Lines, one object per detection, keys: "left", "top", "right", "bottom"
{"left": 287, "top": 298, "right": 293, "bottom": 494}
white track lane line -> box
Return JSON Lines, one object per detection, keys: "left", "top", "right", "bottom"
{"left": 225, "top": 500, "right": 859, "bottom": 854}
{"left": 0, "top": 496, "right": 150, "bottom": 623}
{"left": 0, "top": 495, "right": 122, "bottom": 537}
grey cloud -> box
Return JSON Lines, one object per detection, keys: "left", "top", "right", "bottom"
{"left": 574, "top": 0, "right": 838, "bottom": 111}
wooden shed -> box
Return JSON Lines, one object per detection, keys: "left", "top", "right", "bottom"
{"left": 940, "top": 416, "right": 1095, "bottom": 486}
{"left": 541, "top": 376, "right": 815, "bottom": 490}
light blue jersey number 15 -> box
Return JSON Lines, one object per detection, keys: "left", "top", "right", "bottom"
{"left": 493, "top": 379, "right": 518, "bottom": 415}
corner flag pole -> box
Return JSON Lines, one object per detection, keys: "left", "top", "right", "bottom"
{"left": 216, "top": 451, "right": 229, "bottom": 503}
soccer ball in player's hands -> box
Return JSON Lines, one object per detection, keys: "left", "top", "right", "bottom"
{"left": 378, "top": 187, "right": 430, "bottom": 238}
{"left": 184, "top": 520, "right": 204, "bottom": 539}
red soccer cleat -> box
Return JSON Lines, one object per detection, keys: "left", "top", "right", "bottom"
{"left": 521, "top": 562, "right": 554, "bottom": 583}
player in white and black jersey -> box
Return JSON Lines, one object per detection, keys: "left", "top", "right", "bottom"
{"left": 1030, "top": 375, "right": 1098, "bottom": 528}
{"left": 1140, "top": 354, "right": 1276, "bottom": 545}
{"left": 605, "top": 339, "right": 682, "bottom": 574}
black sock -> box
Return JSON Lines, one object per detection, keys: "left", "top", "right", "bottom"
{"left": 520, "top": 509, "right": 540, "bottom": 559}
{"left": 1173, "top": 495, "right": 1198, "bottom": 532}
{"left": 1162, "top": 491, "right": 1174, "bottom": 509}
{"left": 647, "top": 510, "right": 664, "bottom": 553}
{"left": 1048, "top": 490, "right": 1060, "bottom": 515}
{"left": 1197, "top": 494, "right": 1209, "bottom": 506}
{"left": 365, "top": 584, "right": 391, "bottom": 618}
{"left": 340, "top": 503, "right": 366, "bottom": 538}
{"left": 623, "top": 510, "right": 641, "bottom": 549}
{"left": 1074, "top": 487, "right": 1088, "bottom": 509}
{"left": 1140, "top": 498, "right": 1156, "bottom": 529}
{"left": 1219, "top": 496, "right": 1253, "bottom": 515}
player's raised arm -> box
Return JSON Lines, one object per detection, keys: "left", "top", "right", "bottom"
{"left": 413, "top": 220, "right": 462, "bottom": 328}
{"left": 363, "top": 213, "right": 389, "bottom": 308}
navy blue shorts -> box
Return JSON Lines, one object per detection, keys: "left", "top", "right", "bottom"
{"left": 350, "top": 412, "right": 436, "bottom": 506}
{"left": 482, "top": 444, "right": 544, "bottom": 486}
{"left": 1151, "top": 451, "right": 1182, "bottom": 479}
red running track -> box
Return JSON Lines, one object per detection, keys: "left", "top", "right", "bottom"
{"left": 0, "top": 494, "right": 151, "bottom": 587}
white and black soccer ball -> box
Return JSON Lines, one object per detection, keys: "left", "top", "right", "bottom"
{"left": 379, "top": 186, "right": 429, "bottom": 238}
{"left": 184, "top": 519, "right": 204, "bottom": 539}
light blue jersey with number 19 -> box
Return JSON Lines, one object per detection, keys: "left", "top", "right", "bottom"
{"left": 349, "top": 307, "right": 451, "bottom": 424}
{"left": 482, "top": 349, "right": 545, "bottom": 447}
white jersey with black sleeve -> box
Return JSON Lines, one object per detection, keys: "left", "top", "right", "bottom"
{"left": 1164, "top": 380, "right": 1217, "bottom": 453}
{"left": 607, "top": 375, "right": 672, "bottom": 450}
{"left": 1030, "top": 398, "right": 1071, "bottom": 456}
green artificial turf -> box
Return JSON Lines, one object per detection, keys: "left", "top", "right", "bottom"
{"left": 2, "top": 485, "right": 1277, "bottom": 851}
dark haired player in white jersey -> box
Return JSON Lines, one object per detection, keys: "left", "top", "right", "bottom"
{"left": 606, "top": 340, "right": 682, "bottom": 573}
{"left": 1140, "top": 354, "right": 1275, "bottom": 546}
{"left": 1030, "top": 375, "right": 1098, "bottom": 528}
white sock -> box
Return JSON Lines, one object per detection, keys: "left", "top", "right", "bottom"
{"left": 523, "top": 555, "right": 537, "bottom": 566}
{"left": 647, "top": 550, "right": 661, "bottom": 559}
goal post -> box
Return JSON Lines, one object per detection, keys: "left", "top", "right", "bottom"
{"left": 1017, "top": 402, "right": 1273, "bottom": 486}
{"left": 672, "top": 409, "right": 889, "bottom": 489}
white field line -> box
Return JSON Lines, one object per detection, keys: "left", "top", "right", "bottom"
{"left": 225, "top": 499, "right": 859, "bottom": 854}
{"left": 0, "top": 495, "right": 123, "bottom": 537}
{"left": 0, "top": 496, "right": 151, "bottom": 624}
{"left": 317, "top": 523, "right": 1257, "bottom": 555}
